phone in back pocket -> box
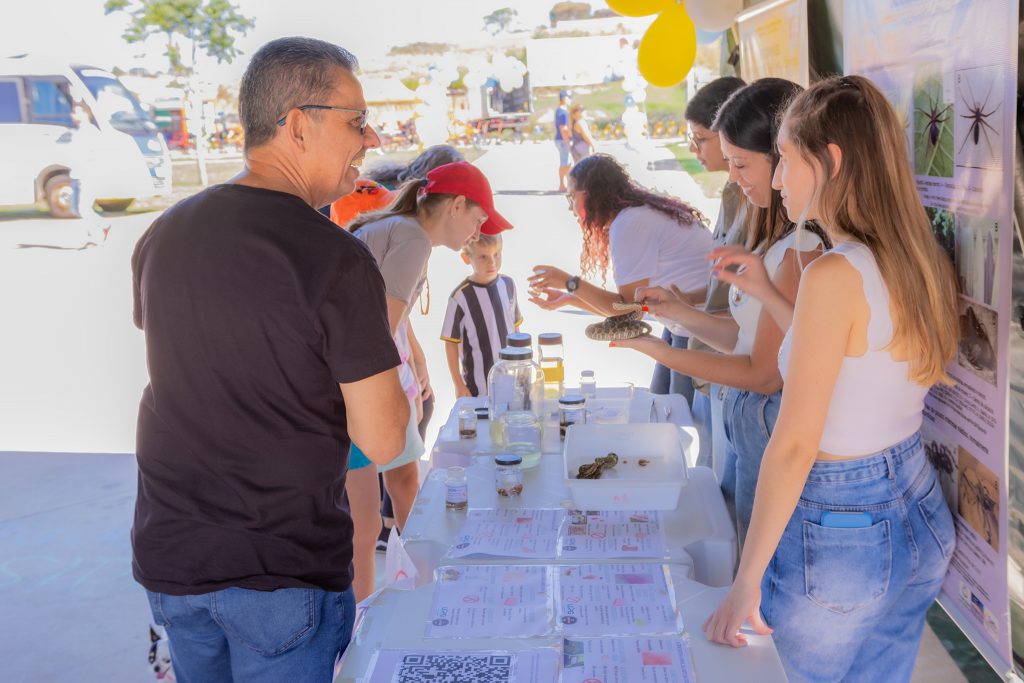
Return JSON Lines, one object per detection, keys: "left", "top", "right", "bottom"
{"left": 820, "top": 511, "right": 872, "bottom": 528}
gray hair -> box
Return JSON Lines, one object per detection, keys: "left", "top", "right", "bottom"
{"left": 239, "top": 37, "right": 358, "bottom": 150}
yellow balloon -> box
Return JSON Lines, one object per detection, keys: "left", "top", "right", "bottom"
{"left": 638, "top": 4, "right": 697, "bottom": 87}
{"left": 607, "top": 0, "right": 673, "bottom": 17}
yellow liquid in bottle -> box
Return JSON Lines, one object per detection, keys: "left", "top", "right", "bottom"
{"left": 541, "top": 359, "right": 564, "bottom": 383}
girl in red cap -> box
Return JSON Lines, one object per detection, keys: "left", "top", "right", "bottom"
{"left": 345, "top": 161, "right": 511, "bottom": 549}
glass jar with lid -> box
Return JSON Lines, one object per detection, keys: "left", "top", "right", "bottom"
{"left": 558, "top": 394, "right": 587, "bottom": 440}
{"left": 506, "top": 332, "right": 532, "bottom": 348}
{"left": 486, "top": 347, "right": 544, "bottom": 467}
{"left": 537, "top": 332, "right": 565, "bottom": 399}
{"left": 579, "top": 369, "right": 597, "bottom": 399}
{"left": 494, "top": 453, "right": 524, "bottom": 497}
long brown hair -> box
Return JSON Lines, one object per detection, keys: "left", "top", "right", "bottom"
{"left": 569, "top": 154, "right": 706, "bottom": 280}
{"left": 345, "top": 178, "right": 476, "bottom": 233}
{"left": 781, "top": 75, "right": 958, "bottom": 385}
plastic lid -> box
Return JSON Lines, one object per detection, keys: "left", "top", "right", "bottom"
{"left": 581, "top": 370, "right": 595, "bottom": 378}
{"left": 538, "top": 332, "right": 563, "bottom": 345}
{"left": 499, "top": 347, "right": 533, "bottom": 361}
{"left": 495, "top": 453, "right": 523, "bottom": 466}
{"left": 506, "top": 332, "right": 532, "bottom": 348}
{"left": 559, "top": 394, "right": 586, "bottom": 406}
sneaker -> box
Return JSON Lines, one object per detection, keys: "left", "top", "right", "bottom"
{"left": 375, "top": 539, "right": 388, "bottom": 553}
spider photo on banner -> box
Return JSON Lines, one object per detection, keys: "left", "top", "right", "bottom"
{"left": 954, "top": 64, "right": 1004, "bottom": 170}
{"left": 913, "top": 64, "right": 955, "bottom": 177}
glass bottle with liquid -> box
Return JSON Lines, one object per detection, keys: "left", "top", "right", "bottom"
{"left": 445, "top": 466, "right": 468, "bottom": 510}
{"left": 580, "top": 369, "right": 597, "bottom": 399}
{"left": 537, "top": 332, "right": 565, "bottom": 400}
{"left": 486, "top": 347, "right": 544, "bottom": 468}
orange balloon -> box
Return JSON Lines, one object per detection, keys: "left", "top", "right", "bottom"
{"left": 638, "top": 4, "right": 697, "bottom": 88}
{"left": 607, "top": 0, "right": 673, "bottom": 17}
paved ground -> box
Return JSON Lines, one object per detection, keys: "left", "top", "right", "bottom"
{"left": 0, "top": 140, "right": 970, "bottom": 681}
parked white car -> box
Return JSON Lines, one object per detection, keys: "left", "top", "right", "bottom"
{"left": 0, "top": 56, "right": 171, "bottom": 217}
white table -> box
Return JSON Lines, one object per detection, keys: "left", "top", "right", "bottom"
{"left": 334, "top": 566, "right": 787, "bottom": 682}
{"left": 402, "top": 459, "right": 737, "bottom": 588}
{"left": 334, "top": 392, "right": 786, "bottom": 683}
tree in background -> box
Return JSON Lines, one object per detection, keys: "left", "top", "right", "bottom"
{"left": 483, "top": 7, "right": 518, "bottom": 36}
{"left": 104, "top": 0, "right": 254, "bottom": 185}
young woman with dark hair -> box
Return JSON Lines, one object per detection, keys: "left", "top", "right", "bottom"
{"left": 676, "top": 76, "right": 747, "bottom": 473}
{"left": 528, "top": 154, "right": 713, "bottom": 406}
{"left": 611, "top": 79, "right": 828, "bottom": 548}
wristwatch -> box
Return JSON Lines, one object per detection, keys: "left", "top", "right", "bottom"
{"left": 565, "top": 275, "right": 581, "bottom": 293}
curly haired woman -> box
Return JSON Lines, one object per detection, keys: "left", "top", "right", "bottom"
{"left": 528, "top": 154, "right": 713, "bottom": 404}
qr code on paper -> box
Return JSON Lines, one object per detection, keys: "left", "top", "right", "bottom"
{"left": 394, "top": 653, "right": 515, "bottom": 683}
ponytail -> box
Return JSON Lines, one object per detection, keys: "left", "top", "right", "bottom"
{"left": 346, "top": 178, "right": 426, "bottom": 233}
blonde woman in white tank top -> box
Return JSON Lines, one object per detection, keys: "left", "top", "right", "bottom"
{"left": 703, "top": 76, "right": 959, "bottom": 683}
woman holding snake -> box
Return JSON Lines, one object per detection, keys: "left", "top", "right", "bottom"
{"left": 611, "top": 78, "right": 828, "bottom": 548}
{"left": 528, "top": 154, "right": 713, "bottom": 406}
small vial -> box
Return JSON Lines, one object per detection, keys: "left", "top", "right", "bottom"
{"left": 445, "top": 466, "right": 468, "bottom": 510}
{"left": 458, "top": 407, "right": 478, "bottom": 439}
{"left": 558, "top": 394, "right": 587, "bottom": 440}
{"left": 580, "top": 370, "right": 597, "bottom": 399}
{"left": 494, "top": 453, "right": 524, "bottom": 497}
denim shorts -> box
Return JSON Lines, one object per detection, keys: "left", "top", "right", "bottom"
{"left": 721, "top": 387, "right": 781, "bottom": 547}
{"left": 555, "top": 139, "right": 570, "bottom": 166}
{"left": 761, "top": 432, "right": 955, "bottom": 683}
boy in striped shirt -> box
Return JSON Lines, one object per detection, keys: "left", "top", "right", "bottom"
{"left": 442, "top": 234, "right": 523, "bottom": 397}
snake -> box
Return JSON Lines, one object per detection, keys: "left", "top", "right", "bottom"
{"left": 584, "top": 306, "right": 652, "bottom": 341}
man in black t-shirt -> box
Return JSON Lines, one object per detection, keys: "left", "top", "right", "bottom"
{"left": 131, "top": 37, "right": 409, "bottom": 682}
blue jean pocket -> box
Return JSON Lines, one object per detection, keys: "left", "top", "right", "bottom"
{"left": 212, "top": 587, "right": 318, "bottom": 656}
{"left": 918, "top": 477, "right": 956, "bottom": 560}
{"left": 803, "top": 519, "right": 892, "bottom": 615}
{"left": 145, "top": 590, "right": 170, "bottom": 627}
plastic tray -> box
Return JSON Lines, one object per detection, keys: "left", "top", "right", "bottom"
{"left": 563, "top": 423, "right": 690, "bottom": 510}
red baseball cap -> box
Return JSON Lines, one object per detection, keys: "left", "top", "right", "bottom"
{"left": 423, "top": 161, "right": 512, "bottom": 235}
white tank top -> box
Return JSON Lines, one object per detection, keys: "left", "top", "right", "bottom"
{"left": 778, "top": 241, "right": 927, "bottom": 456}
{"left": 730, "top": 228, "right": 823, "bottom": 355}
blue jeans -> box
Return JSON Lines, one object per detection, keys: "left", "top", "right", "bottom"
{"left": 650, "top": 328, "right": 695, "bottom": 407}
{"left": 146, "top": 586, "right": 355, "bottom": 683}
{"left": 721, "top": 387, "right": 781, "bottom": 547}
{"left": 691, "top": 390, "right": 712, "bottom": 468}
{"left": 761, "top": 432, "right": 955, "bottom": 683}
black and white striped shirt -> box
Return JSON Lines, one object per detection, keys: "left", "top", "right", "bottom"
{"left": 441, "top": 275, "right": 523, "bottom": 396}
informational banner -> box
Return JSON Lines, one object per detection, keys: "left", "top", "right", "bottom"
{"left": 845, "top": 2, "right": 1017, "bottom": 677}
{"left": 737, "top": 0, "right": 809, "bottom": 86}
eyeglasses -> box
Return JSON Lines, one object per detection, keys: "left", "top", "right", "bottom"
{"left": 565, "top": 190, "right": 585, "bottom": 208}
{"left": 276, "top": 105, "right": 369, "bottom": 133}
{"left": 684, "top": 131, "right": 718, "bottom": 147}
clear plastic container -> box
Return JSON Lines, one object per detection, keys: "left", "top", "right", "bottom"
{"left": 495, "top": 453, "right": 524, "bottom": 497}
{"left": 486, "top": 347, "right": 544, "bottom": 462}
{"left": 445, "top": 466, "right": 468, "bottom": 510}
{"left": 538, "top": 332, "right": 565, "bottom": 399}
{"left": 580, "top": 369, "right": 597, "bottom": 399}
{"left": 558, "top": 394, "right": 587, "bottom": 440}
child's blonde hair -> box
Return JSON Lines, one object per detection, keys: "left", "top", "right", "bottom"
{"left": 461, "top": 232, "right": 502, "bottom": 258}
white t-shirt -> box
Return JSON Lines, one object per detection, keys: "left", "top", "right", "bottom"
{"left": 729, "top": 227, "right": 823, "bottom": 356}
{"left": 609, "top": 205, "right": 713, "bottom": 337}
